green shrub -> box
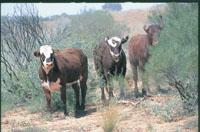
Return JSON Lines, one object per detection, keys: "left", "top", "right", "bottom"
{"left": 145, "top": 3, "right": 198, "bottom": 115}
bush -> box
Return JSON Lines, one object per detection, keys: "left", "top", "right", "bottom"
{"left": 101, "top": 102, "right": 122, "bottom": 132}
{"left": 145, "top": 3, "right": 198, "bottom": 115}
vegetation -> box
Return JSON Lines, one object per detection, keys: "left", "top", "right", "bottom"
{"left": 1, "top": 4, "right": 129, "bottom": 115}
{"left": 145, "top": 3, "right": 198, "bottom": 117}
{"left": 1, "top": 3, "right": 198, "bottom": 131}
{"left": 101, "top": 101, "right": 122, "bottom": 132}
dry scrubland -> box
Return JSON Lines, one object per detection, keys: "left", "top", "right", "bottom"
{"left": 2, "top": 95, "right": 198, "bottom": 132}
{"left": 2, "top": 6, "right": 198, "bottom": 132}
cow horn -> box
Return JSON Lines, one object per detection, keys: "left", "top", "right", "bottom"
{"left": 143, "top": 25, "right": 149, "bottom": 33}
{"left": 105, "top": 36, "right": 109, "bottom": 41}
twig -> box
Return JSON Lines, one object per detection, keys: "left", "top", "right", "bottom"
{"left": 119, "top": 97, "right": 146, "bottom": 106}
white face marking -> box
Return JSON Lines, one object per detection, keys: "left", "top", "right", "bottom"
{"left": 107, "top": 37, "right": 122, "bottom": 47}
{"left": 40, "top": 45, "right": 54, "bottom": 74}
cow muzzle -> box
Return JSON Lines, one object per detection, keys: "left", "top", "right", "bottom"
{"left": 152, "top": 40, "right": 158, "bottom": 45}
{"left": 43, "top": 62, "right": 53, "bottom": 74}
{"left": 110, "top": 50, "right": 121, "bottom": 63}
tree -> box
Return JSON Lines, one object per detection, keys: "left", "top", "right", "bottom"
{"left": 1, "top": 4, "right": 47, "bottom": 80}
{"left": 102, "top": 3, "right": 122, "bottom": 11}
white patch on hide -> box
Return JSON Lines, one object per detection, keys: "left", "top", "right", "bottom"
{"left": 41, "top": 78, "right": 61, "bottom": 92}
{"left": 66, "top": 76, "right": 82, "bottom": 87}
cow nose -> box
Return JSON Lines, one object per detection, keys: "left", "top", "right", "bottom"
{"left": 46, "top": 63, "right": 52, "bottom": 66}
{"left": 114, "top": 54, "right": 120, "bottom": 58}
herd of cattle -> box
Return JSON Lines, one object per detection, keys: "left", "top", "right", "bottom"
{"left": 33, "top": 23, "right": 164, "bottom": 115}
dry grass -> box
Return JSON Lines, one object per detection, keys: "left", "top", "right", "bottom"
{"left": 101, "top": 103, "right": 123, "bottom": 132}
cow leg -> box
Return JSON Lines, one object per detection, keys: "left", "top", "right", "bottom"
{"left": 108, "top": 76, "right": 114, "bottom": 100}
{"left": 139, "top": 61, "right": 148, "bottom": 96}
{"left": 60, "top": 85, "right": 68, "bottom": 116}
{"left": 130, "top": 63, "right": 139, "bottom": 97}
{"left": 42, "top": 87, "right": 51, "bottom": 112}
{"left": 80, "top": 79, "right": 87, "bottom": 110}
{"left": 72, "top": 83, "right": 81, "bottom": 111}
{"left": 119, "top": 65, "right": 127, "bottom": 98}
{"left": 103, "top": 69, "right": 114, "bottom": 100}
{"left": 101, "top": 79, "right": 106, "bottom": 105}
{"left": 119, "top": 75, "right": 125, "bottom": 99}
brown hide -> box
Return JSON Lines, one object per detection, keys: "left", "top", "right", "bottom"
{"left": 93, "top": 37, "right": 128, "bottom": 103}
{"left": 128, "top": 34, "right": 151, "bottom": 67}
{"left": 35, "top": 47, "right": 88, "bottom": 115}
{"left": 128, "top": 24, "right": 163, "bottom": 96}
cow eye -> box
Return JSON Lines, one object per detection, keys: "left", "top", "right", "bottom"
{"left": 112, "top": 40, "right": 116, "bottom": 44}
{"left": 50, "top": 53, "right": 54, "bottom": 60}
{"left": 41, "top": 55, "right": 45, "bottom": 62}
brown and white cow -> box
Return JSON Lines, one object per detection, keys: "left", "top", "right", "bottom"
{"left": 93, "top": 35, "right": 129, "bottom": 104}
{"left": 34, "top": 45, "right": 88, "bottom": 115}
{"left": 128, "top": 24, "right": 164, "bottom": 97}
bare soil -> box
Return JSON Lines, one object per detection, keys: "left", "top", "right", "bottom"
{"left": 2, "top": 93, "right": 198, "bottom": 132}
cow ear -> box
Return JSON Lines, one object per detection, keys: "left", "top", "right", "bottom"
{"left": 33, "top": 50, "right": 40, "bottom": 58}
{"left": 53, "top": 49, "right": 59, "bottom": 54}
{"left": 121, "top": 35, "right": 129, "bottom": 44}
{"left": 105, "top": 36, "right": 109, "bottom": 41}
{"left": 160, "top": 24, "right": 164, "bottom": 30}
{"left": 143, "top": 25, "right": 149, "bottom": 33}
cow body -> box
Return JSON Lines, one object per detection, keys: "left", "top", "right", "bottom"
{"left": 128, "top": 24, "right": 163, "bottom": 97}
{"left": 93, "top": 36, "right": 129, "bottom": 103}
{"left": 34, "top": 46, "right": 88, "bottom": 115}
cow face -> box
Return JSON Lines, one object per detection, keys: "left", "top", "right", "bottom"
{"left": 105, "top": 35, "right": 129, "bottom": 62}
{"left": 143, "top": 24, "right": 164, "bottom": 45}
{"left": 34, "top": 45, "right": 54, "bottom": 74}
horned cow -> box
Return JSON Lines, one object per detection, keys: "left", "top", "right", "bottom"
{"left": 128, "top": 24, "right": 164, "bottom": 97}
{"left": 93, "top": 35, "right": 129, "bottom": 104}
{"left": 34, "top": 45, "right": 88, "bottom": 115}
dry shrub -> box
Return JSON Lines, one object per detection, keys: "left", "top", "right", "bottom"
{"left": 101, "top": 103, "right": 122, "bottom": 132}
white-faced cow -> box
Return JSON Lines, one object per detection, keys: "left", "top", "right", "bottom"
{"left": 128, "top": 24, "right": 164, "bottom": 97}
{"left": 34, "top": 45, "right": 88, "bottom": 115}
{"left": 93, "top": 35, "right": 129, "bottom": 104}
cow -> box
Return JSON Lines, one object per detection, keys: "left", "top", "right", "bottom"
{"left": 93, "top": 35, "right": 129, "bottom": 104}
{"left": 128, "top": 24, "right": 164, "bottom": 97}
{"left": 33, "top": 45, "right": 88, "bottom": 116}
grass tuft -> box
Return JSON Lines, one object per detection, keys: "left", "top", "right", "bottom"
{"left": 101, "top": 102, "right": 122, "bottom": 132}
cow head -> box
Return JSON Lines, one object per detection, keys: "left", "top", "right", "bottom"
{"left": 105, "top": 35, "right": 129, "bottom": 62}
{"left": 143, "top": 24, "right": 164, "bottom": 45}
{"left": 34, "top": 45, "right": 55, "bottom": 74}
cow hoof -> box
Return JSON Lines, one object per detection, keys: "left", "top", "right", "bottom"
{"left": 64, "top": 111, "right": 69, "bottom": 116}
{"left": 142, "top": 89, "right": 147, "bottom": 96}
{"left": 80, "top": 105, "right": 85, "bottom": 110}
{"left": 134, "top": 91, "right": 140, "bottom": 98}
